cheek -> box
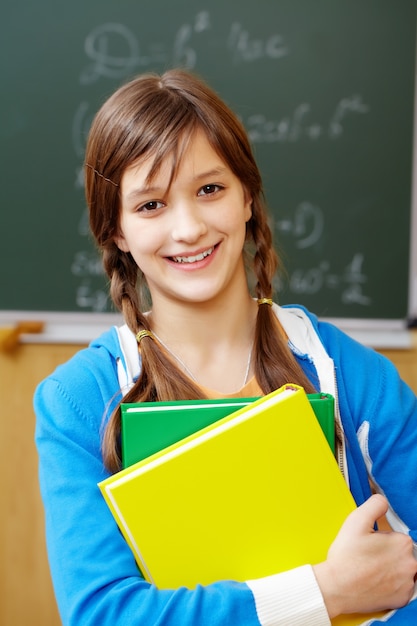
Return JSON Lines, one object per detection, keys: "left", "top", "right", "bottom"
{"left": 228, "top": 204, "right": 252, "bottom": 234}
{"left": 217, "top": 193, "right": 250, "bottom": 230}
{"left": 123, "top": 222, "right": 165, "bottom": 260}
{"left": 220, "top": 213, "right": 249, "bottom": 254}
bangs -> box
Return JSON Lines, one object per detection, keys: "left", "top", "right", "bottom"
{"left": 142, "top": 121, "right": 198, "bottom": 191}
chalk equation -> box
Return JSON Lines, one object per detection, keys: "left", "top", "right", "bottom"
{"left": 71, "top": 251, "right": 371, "bottom": 312}
{"left": 72, "top": 90, "right": 369, "bottom": 185}
{"left": 246, "top": 95, "right": 369, "bottom": 143}
{"left": 80, "top": 15, "right": 287, "bottom": 84}
{"left": 275, "top": 201, "right": 324, "bottom": 249}
{"left": 280, "top": 254, "right": 371, "bottom": 306}
{"left": 72, "top": 251, "right": 110, "bottom": 312}
{"left": 75, "top": 280, "right": 109, "bottom": 312}
{"left": 272, "top": 203, "right": 371, "bottom": 306}
{"left": 228, "top": 22, "right": 289, "bottom": 63}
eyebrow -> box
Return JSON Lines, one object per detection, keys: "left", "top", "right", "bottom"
{"left": 124, "top": 185, "right": 163, "bottom": 202}
{"left": 123, "top": 166, "right": 229, "bottom": 202}
{"left": 193, "top": 166, "right": 228, "bottom": 180}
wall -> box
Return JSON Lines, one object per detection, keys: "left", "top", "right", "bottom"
{"left": 0, "top": 344, "right": 82, "bottom": 626}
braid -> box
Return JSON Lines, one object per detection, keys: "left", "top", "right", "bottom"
{"left": 102, "top": 247, "right": 206, "bottom": 472}
{"left": 249, "top": 198, "right": 317, "bottom": 395}
{"left": 250, "top": 197, "right": 278, "bottom": 302}
{"left": 102, "top": 338, "right": 206, "bottom": 472}
{"left": 103, "top": 245, "right": 142, "bottom": 328}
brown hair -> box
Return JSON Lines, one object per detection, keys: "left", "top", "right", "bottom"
{"left": 85, "top": 69, "right": 316, "bottom": 472}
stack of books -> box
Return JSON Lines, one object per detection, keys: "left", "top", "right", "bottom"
{"left": 99, "top": 384, "right": 387, "bottom": 626}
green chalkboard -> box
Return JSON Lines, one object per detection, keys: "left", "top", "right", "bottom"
{"left": 1, "top": 1, "right": 416, "bottom": 320}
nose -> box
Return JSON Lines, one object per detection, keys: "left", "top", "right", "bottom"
{"left": 171, "top": 203, "right": 208, "bottom": 243}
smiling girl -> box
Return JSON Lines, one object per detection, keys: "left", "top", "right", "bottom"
{"left": 35, "top": 69, "right": 417, "bottom": 625}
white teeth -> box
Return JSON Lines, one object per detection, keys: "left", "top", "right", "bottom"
{"left": 172, "top": 247, "right": 214, "bottom": 264}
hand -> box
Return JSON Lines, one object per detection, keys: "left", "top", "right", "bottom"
{"left": 313, "top": 494, "right": 417, "bottom": 618}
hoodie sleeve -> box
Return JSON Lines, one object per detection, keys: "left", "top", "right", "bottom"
{"left": 310, "top": 318, "right": 417, "bottom": 622}
{"left": 356, "top": 353, "right": 417, "bottom": 542}
{"left": 317, "top": 319, "right": 417, "bottom": 541}
{"left": 34, "top": 345, "right": 330, "bottom": 626}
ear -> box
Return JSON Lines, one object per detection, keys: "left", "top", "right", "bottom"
{"left": 244, "top": 193, "right": 253, "bottom": 223}
{"left": 114, "top": 231, "right": 130, "bottom": 253}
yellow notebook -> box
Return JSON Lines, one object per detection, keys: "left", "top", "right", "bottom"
{"left": 99, "top": 385, "right": 386, "bottom": 626}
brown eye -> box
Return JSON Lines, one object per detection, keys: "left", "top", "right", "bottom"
{"left": 198, "top": 184, "right": 223, "bottom": 196}
{"left": 137, "top": 200, "right": 164, "bottom": 213}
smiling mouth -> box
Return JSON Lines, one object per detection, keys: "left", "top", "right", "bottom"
{"left": 171, "top": 246, "right": 215, "bottom": 264}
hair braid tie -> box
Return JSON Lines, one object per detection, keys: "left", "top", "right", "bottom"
{"left": 136, "top": 330, "right": 155, "bottom": 344}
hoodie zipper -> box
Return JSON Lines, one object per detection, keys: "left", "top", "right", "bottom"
{"left": 332, "top": 369, "right": 349, "bottom": 485}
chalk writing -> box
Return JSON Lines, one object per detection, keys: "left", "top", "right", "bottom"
{"left": 76, "top": 280, "right": 109, "bottom": 312}
{"left": 80, "top": 15, "right": 288, "bottom": 84}
{"left": 275, "top": 201, "right": 324, "bottom": 249}
{"left": 80, "top": 23, "right": 143, "bottom": 84}
{"left": 274, "top": 201, "right": 371, "bottom": 306}
{"left": 329, "top": 95, "right": 370, "bottom": 138}
{"left": 341, "top": 254, "right": 371, "bottom": 305}
{"left": 283, "top": 254, "right": 371, "bottom": 306}
{"left": 72, "top": 248, "right": 108, "bottom": 311}
{"left": 228, "top": 22, "right": 288, "bottom": 63}
{"left": 71, "top": 250, "right": 104, "bottom": 277}
{"left": 72, "top": 101, "right": 93, "bottom": 160}
{"left": 80, "top": 14, "right": 211, "bottom": 83}
{"left": 72, "top": 102, "right": 93, "bottom": 188}
{"left": 172, "top": 12, "right": 211, "bottom": 68}
{"left": 247, "top": 95, "right": 369, "bottom": 143}
{"left": 77, "top": 209, "right": 90, "bottom": 237}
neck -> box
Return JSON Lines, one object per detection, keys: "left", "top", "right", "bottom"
{"left": 147, "top": 290, "right": 259, "bottom": 394}
{"left": 149, "top": 290, "right": 257, "bottom": 347}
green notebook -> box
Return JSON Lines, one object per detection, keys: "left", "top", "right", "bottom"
{"left": 121, "top": 392, "right": 335, "bottom": 468}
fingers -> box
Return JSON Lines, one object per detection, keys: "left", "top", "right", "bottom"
{"left": 315, "top": 494, "right": 417, "bottom": 617}
{"left": 342, "top": 493, "right": 388, "bottom": 535}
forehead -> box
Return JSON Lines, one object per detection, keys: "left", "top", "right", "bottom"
{"left": 120, "top": 130, "right": 228, "bottom": 194}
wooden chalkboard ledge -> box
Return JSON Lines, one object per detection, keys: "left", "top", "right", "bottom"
{"left": 0, "top": 312, "right": 123, "bottom": 346}
{"left": 0, "top": 312, "right": 411, "bottom": 349}
{"left": 0, "top": 321, "right": 45, "bottom": 352}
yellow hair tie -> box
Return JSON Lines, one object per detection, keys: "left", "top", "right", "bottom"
{"left": 135, "top": 329, "right": 155, "bottom": 344}
{"left": 257, "top": 298, "right": 273, "bottom": 306}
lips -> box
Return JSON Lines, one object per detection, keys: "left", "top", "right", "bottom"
{"left": 171, "top": 246, "right": 214, "bottom": 264}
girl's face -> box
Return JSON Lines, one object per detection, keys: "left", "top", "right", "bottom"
{"left": 116, "top": 130, "right": 252, "bottom": 309}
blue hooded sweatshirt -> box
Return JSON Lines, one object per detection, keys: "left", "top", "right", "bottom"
{"left": 34, "top": 305, "right": 417, "bottom": 625}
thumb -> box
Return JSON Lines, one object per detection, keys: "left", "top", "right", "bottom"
{"left": 343, "top": 494, "right": 388, "bottom": 535}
